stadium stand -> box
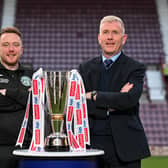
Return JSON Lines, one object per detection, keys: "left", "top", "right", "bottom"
{"left": 0, "top": 0, "right": 3, "bottom": 27}
{"left": 140, "top": 103, "right": 168, "bottom": 155}
{"left": 140, "top": 103, "right": 168, "bottom": 146}
{"left": 15, "top": 0, "right": 165, "bottom": 70}
{"left": 3, "top": 0, "right": 167, "bottom": 155}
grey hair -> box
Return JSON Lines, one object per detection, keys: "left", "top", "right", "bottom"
{"left": 99, "top": 15, "right": 125, "bottom": 34}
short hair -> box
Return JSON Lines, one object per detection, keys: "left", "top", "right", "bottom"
{"left": 0, "top": 27, "right": 23, "bottom": 39}
{"left": 99, "top": 15, "right": 125, "bottom": 34}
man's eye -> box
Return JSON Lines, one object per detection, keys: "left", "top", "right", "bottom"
{"left": 103, "top": 30, "right": 108, "bottom": 34}
{"left": 13, "top": 43, "right": 20, "bottom": 46}
{"left": 113, "top": 31, "right": 120, "bottom": 35}
{"left": 2, "top": 43, "right": 9, "bottom": 47}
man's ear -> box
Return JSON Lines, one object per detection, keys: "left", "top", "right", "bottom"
{"left": 21, "top": 46, "right": 24, "bottom": 55}
{"left": 122, "top": 34, "right": 128, "bottom": 45}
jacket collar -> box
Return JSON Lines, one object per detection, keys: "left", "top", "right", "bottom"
{"left": 0, "top": 62, "right": 24, "bottom": 71}
{"left": 94, "top": 51, "right": 125, "bottom": 65}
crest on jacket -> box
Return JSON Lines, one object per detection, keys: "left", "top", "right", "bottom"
{"left": 20, "top": 76, "right": 32, "bottom": 87}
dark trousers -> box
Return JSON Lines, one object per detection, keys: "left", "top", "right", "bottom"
{"left": 104, "top": 159, "right": 141, "bottom": 168}
{"left": 91, "top": 135, "right": 141, "bottom": 168}
{"left": 0, "top": 145, "right": 18, "bottom": 168}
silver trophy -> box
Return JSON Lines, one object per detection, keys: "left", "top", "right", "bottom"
{"left": 44, "top": 71, "right": 70, "bottom": 151}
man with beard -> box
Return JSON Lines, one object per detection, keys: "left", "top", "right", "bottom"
{"left": 0, "top": 27, "right": 33, "bottom": 168}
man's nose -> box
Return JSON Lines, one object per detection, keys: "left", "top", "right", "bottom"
{"left": 107, "top": 33, "right": 113, "bottom": 39}
{"left": 8, "top": 45, "right": 14, "bottom": 51}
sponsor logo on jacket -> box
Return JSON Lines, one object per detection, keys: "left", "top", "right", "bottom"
{"left": 0, "top": 77, "right": 9, "bottom": 83}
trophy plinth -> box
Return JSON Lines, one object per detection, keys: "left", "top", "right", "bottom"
{"left": 44, "top": 71, "right": 70, "bottom": 152}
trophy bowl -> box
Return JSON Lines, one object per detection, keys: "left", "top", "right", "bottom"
{"left": 44, "top": 71, "right": 70, "bottom": 151}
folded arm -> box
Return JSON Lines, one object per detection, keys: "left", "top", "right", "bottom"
{"left": 0, "top": 87, "right": 30, "bottom": 112}
{"left": 86, "top": 65, "right": 145, "bottom": 111}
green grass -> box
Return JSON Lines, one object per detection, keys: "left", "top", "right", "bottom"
{"left": 141, "top": 156, "right": 168, "bottom": 168}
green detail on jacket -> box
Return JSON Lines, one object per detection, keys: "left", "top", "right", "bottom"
{"left": 20, "top": 76, "right": 32, "bottom": 87}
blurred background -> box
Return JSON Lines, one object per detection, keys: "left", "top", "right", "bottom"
{"left": 1, "top": 0, "right": 168, "bottom": 167}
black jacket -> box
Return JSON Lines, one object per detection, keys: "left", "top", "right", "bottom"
{"left": 79, "top": 53, "right": 151, "bottom": 162}
{"left": 0, "top": 63, "right": 33, "bottom": 146}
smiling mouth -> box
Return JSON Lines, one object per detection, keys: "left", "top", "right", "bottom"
{"left": 7, "top": 54, "right": 16, "bottom": 57}
{"left": 106, "top": 42, "right": 115, "bottom": 45}
{"left": 106, "top": 44, "right": 115, "bottom": 47}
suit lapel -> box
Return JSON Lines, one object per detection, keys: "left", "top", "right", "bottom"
{"left": 90, "top": 56, "right": 102, "bottom": 89}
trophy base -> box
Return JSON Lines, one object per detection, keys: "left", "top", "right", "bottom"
{"left": 44, "top": 145, "right": 69, "bottom": 152}
{"left": 44, "top": 133, "right": 69, "bottom": 152}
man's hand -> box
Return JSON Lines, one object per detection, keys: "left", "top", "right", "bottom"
{"left": 86, "top": 92, "right": 92, "bottom": 99}
{"left": 120, "top": 82, "right": 133, "bottom": 93}
{"left": 0, "top": 89, "right": 7, "bottom": 96}
{"left": 109, "top": 82, "right": 133, "bottom": 112}
{"left": 86, "top": 91, "right": 97, "bottom": 101}
{"left": 28, "top": 87, "right": 32, "bottom": 92}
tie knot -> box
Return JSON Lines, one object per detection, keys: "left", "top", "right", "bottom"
{"left": 104, "top": 59, "right": 113, "bottom": 69}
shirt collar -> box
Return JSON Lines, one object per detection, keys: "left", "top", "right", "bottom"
{"left": 102, "top": 51, "right": 121, "bottom": 63}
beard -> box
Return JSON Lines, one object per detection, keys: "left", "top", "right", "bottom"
{"left": 0, "top": 56, "right": 19, "bottom": 69}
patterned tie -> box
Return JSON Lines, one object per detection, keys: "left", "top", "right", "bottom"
{"left": 104, "top": 59, "right": 113, "bottom": 70}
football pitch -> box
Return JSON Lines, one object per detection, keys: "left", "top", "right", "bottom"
{"left": 142, "top": 156, "right": 168, "bottom": 168}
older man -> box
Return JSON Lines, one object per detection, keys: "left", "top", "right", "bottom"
{"left": 79, "top": 15, "right": 150, "bottom": 168}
